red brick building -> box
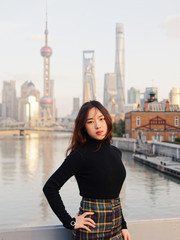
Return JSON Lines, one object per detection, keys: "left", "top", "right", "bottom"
{"left": 125, "top": 92, "right": 180, "bottom": 142}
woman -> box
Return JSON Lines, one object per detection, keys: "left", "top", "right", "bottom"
{"left": 43, "top": 101, "right": 131, "bottom": 240}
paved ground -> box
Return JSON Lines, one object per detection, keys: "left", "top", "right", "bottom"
{"left": 128, "top": 218, "right": 180, "bottom": 240}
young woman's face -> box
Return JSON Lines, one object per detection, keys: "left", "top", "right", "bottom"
{"left": 85, "top": 107, "right": 108, "bottom": 140}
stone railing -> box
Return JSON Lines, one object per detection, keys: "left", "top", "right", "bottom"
{"left": 0, "top": 218, "right": 180, "bottom": 240}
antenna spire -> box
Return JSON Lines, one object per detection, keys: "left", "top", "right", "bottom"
{"left": 45, "top": 1, "right": 48, "bottom": 46}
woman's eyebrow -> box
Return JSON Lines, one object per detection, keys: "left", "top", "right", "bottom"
{"left": 86, "top": 117, "right": 93, "bottom": 121}
{"left": 86, "top": 115, "right": 104, "bottom": 121}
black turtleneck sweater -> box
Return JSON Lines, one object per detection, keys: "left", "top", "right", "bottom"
{"left": 43, "top": 138, "right": 127, "bottom": 230}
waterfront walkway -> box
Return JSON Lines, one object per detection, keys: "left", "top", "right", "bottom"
{"left": 1, "top": 218, "right": 180, "bottom": 240}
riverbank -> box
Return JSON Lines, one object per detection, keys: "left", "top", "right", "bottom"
{"left": 133, "top": 153, "right": 180, "bottom": 179}
{"left": 113, "top": 137, "right": 180, "bottom": 160}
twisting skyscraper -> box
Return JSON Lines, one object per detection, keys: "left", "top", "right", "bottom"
{"left": 40, "top": 12, "right": 55, "bottom": 121}
{"left": 115, "top": 23, "right": 125, "bottom": 113}
{"left": 83, "top": 50, "right": 96, "bottom": 103}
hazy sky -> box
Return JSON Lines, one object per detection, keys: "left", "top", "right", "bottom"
{"left": 0, "top": 0, "right": 180, "bottom": 117}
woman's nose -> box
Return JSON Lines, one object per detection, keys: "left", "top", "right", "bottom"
{"left": 95, "top": 121, "right": 100, "bottom": 128}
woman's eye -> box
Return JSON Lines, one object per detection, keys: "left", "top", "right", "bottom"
{"left": 87, "top": 121, "right": 93, "bottom": 124}
{"left": 100, "top": 117, "right": 105, "bottom": 121}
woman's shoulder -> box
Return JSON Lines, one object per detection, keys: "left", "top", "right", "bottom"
{"left": 69, "top": 145, "right": 87, "bottom": 159}
{"left": 110, "top": 144, "right": 122, "bottom": 156}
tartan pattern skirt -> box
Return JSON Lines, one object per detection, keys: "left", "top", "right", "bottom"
{"left": 72, "top": 197, "right": 123, "bottom": 240}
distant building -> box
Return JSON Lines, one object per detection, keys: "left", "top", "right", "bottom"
{"left": 127, "top": 87, "right": 140, "bottom": 105}
{"left": 169, "top": 87, "right": 180, "bottom": 108}
{"left": 115, "top": 23, "right": 125, "bottom": 113}
{"left": 82, "top": 50, "right": 96, "bottom": 103}
{"left": 18, "top": 81, "right": 40, "bottom": 123}
{"left": 124, "top": 103, "right": 139, "bottom": 114}
{"left": 125, "top": 92, "right": 180, "bottom": 141}
{"left": 2, "top": 80, "right": 17, "bottom": 120}
{"left": 103, "top": 23, "right": 125, "bottom": 114}
{"left": 103, "top": 73, "right": 118, "bottom": 114}
{"left": 25, "top": 95, "right": 40, "bottom": 127}
{"left": 72, "top": 97, "right": 79, "bottom": 117}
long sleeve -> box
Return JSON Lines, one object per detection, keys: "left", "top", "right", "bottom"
{"left": 43, "top": 150, "right": 84, "bottom": 229}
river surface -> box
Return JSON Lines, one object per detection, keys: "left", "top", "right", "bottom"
{"left": 0, "top": 132, "right": 180, "bottom": 229}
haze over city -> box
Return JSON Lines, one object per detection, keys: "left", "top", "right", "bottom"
{"left": 0, "top": 0, "right": 180, "bottom": 116}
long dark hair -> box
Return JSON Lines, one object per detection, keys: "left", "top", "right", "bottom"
{"left": 66, "top": 100, "right": 112, "bottom": 155}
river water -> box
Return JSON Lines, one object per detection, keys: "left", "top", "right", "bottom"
{"left": 0, "top": 132, "right": 179, "bottom": 229}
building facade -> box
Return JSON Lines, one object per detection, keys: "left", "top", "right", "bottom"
{"left": 125, "top": 93, "right": 180, "bottom": 141}
{"left": 115, "top": 23, "right": 125, "bottom": 113}
{"left": 2, "top": 80, "right": 17, "bottom": 120}
{"left": 82, "top": 50, "right": 96, "bottom": 103}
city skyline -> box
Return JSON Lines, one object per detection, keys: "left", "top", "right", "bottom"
{"left": 0, "top": 0, "right": 180, "bottom": 116}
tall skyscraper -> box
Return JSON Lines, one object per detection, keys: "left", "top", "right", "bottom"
{"left": 40, "top": 12, "right": 55, "bottom": 121}
{"left": 83, "top": 50, "right": 96, "bottom": 103}
{"left": 127, "top": 87, "right": 140, "bottom": 105}
{"left": 169, "top": 87, "right": 180, "bottom": 107}
{"left": 115, "top": 23, "right": 125, "bottom": 113}
{"left": 103, "top": 73, "right": 118, "bottom": 114}
{"left": 2, "top": 80, "right": 17, "bottom": 120}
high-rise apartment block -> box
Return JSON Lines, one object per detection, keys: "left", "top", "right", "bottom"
{"left": 169, "top": 88, "right": 180, "bottom": 107}
{"left": 2, "top": 80, "right": 17, "bottom": 120}
{"left": 115, "top": 23, "right": 125, "bottom": 113}
{"left": 83, "top": 50, "right": 96, "bottom": 103}
{"left": 128, "top": 87, "right": 140, "bottom": 105}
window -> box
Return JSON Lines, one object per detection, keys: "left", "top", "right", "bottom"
{"left": 175, "top": 117, "right": 179, "bottom": 126}
{"left": 136, "top": 116, "right": 141, "bottom": 126}
{"left": 152, "top": 135, "right": 163, "bottom": 142}
{"left": 169, "top": 135, "right": 176, "bottom": 142}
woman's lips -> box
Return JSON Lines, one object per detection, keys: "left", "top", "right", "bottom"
{"left": 96, "top": 131, "right": 103, "bottom": 135}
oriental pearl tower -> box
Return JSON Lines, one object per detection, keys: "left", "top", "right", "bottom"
{"left": 40, "top": 12, "right": 54, "bottom": 120}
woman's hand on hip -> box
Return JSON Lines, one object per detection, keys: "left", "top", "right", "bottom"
{"left": 74, "top": 212, "right": 96, "bottom": 231}
{"left": 122, "top": 229, "right": 131, "bottom": 240}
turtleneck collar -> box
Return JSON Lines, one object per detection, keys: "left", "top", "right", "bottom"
{"left": 85, "top": 135, "right": 109, "bottom": 150}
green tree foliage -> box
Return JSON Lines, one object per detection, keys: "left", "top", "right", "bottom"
{"left": 175, "top": 137, "right": 180, "bottom": 142}
{"left": 113, "top": 119, "right": 125, "bottom": 137}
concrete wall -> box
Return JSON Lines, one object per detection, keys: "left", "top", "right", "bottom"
{"left": 113, "top": 137, "right": 136, "bottom": 152}
{"left": 152, "top": 141, "right": 180, "bottom": 159}
{"left": 112, "top": 137, "right": 180, "bottom": 160}
{"left": 1, "top": 218, "right": 180, "bottom": 240}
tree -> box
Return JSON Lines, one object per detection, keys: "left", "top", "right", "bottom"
{"left": 113, "top": 119, "right": 125, "bottom": 137}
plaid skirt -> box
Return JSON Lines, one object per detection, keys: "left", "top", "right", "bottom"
{"left": 72, "top": 197, "right": 123, "bottom": 240}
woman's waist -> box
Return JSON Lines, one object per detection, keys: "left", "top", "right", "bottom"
{"left": 80, "top": 197, "right": 121, "bottom": 210}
